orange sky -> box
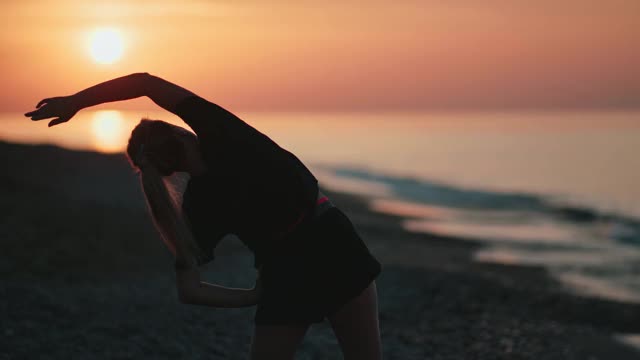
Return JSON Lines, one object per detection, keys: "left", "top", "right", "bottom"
{"left": 1, "top": 0, "right": 639, "bottom": 112}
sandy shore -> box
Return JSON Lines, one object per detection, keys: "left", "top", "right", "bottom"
{"left": 1, "top": 140, "right": 640, "bottom": 359}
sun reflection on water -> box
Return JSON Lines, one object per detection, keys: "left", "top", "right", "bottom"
{"left": 91, "top": 110, "right": 128, "bottom": 153}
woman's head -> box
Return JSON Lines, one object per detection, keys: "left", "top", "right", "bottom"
{"left": 126, "top": 119, "right": 196, "bottom": 176}
{"left": 126, "top": 118, "right": 205, "bottom": 265}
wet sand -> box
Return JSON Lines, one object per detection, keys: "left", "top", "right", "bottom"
{"left": 1, "top": 140, "right": 639, "bottom": 359}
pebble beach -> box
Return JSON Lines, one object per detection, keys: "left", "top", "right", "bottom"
{"left": 1, "top": 140, "right": 639, "bottom": 359}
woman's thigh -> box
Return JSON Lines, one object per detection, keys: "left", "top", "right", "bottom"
{"left": 327, "top": 280, "right": 382, "bottom": 360}
{"left": 250, "top": 323, "right": 311, "bottom": 360}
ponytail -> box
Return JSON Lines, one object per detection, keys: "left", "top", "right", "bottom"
{"left": 139, "top": 165, "right": 205, "bottom": 266}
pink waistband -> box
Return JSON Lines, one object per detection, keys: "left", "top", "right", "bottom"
{"left": 276, "top": 194, "right": 331, "bottom": 238}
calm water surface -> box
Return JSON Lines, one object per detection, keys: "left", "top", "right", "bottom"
{"left": 5, "top": 109, "right": 639, "bottom": 217}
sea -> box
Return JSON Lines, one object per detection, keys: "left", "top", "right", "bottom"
{"left": 3, "top": 109, "right": 640, "bottom": 304}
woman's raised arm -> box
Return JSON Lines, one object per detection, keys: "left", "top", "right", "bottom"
{"left": 24, "top": 73, "right": 196, "bottom": 127}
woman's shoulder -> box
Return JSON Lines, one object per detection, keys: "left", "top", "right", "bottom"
{"left": 174, "top": 95, "right": 239, "bottom": 139}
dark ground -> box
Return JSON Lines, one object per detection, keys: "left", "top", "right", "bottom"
{"left": 1, "top": 140, "right": 639, "bottom": 359}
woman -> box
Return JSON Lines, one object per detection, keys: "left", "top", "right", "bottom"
{"left": 24, "top": 73, "right": 383, "bottom": 359}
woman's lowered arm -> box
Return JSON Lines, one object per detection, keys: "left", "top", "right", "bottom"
{"left": 175, "top": 265, "right": 261, "bottom": 308}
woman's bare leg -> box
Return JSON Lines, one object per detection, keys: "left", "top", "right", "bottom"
{"left": 250, "top": 323, "right": 311, "bottom": 360}
{"left": 328, "top": 281, "right": 382, "bottom": 360}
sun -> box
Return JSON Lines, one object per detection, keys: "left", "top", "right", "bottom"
{"left": 88, "top": 28, "right": 124, "bottom": 64}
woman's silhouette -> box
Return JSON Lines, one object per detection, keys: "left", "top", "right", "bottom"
{"left": 25, "top": 73, "right": 383, "bottom": 359}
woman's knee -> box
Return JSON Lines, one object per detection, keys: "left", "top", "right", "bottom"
{"left": 328, "top": 281, "right": 382, "bottom": 359}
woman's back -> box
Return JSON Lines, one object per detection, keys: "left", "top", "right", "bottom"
{"left": 176, "top": 95, "right": 320, "bottom": 266}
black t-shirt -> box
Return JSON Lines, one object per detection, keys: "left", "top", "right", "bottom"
{"left": 175, "top": 95, "right": 319, "bottom": 267}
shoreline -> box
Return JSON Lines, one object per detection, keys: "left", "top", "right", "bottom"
{"left": 1, "top": 140, "right": 640, "bottom": 359}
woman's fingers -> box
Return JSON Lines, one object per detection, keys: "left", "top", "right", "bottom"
{"left": 27, "top": 110, "right": 53, "bottom": 121}
{"left": 25, "top": 97, "right": 76, "bottom": 126}
{"left": 24, "top": 105, "right": 50, "bottom": 120}
{"left": 24, "top": 98, "right": 56, "bottom": 118}
{"left": 48, "top": 118, "right": 65, "bottom": 127}
{"left": 36, "top": 98, "right": 52, "bottom": 108}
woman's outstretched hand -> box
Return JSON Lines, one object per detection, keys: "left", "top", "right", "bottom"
{"left": 24, "top": 96, "right": 79, "bottom": 127}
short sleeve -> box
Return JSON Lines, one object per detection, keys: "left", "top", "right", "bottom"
{"left": 173, "top": 95, "right": 236, "bottom": 138}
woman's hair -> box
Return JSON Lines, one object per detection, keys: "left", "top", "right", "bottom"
{"left": 126, "top": 119, "right": 193, "bottom": 172}
{"left": 126, "top": 119, "right": 204, "bottom": 264}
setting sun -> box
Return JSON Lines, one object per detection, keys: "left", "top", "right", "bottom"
{"left": 88, "top": 28, "right": 124, "bottom": 65}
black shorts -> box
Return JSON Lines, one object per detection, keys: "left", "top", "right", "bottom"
{"left": 254, "top": 206, "right": 382, "bottom": 325}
